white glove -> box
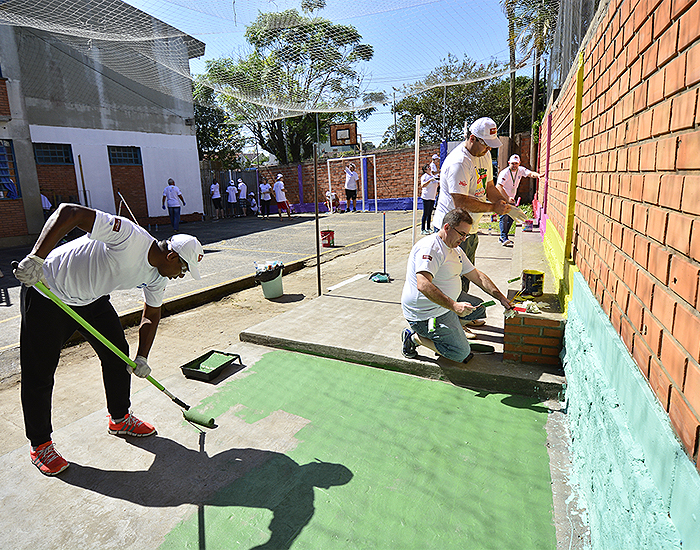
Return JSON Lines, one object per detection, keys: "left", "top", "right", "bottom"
{"left": 14, "top": 254, "right": 45, "bottom": 286}
{"left": 131, "top": 355, "right": 151, "bottom": 378}
{"left": 507, "top": 207, "right": 529, "bottom": 222}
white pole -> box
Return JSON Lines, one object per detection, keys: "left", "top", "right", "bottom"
{"left": 412, "top": 115, "right": 422, "bottom": 245}
{"left": 359, "top": 134, "right": 365, "bottom": 212}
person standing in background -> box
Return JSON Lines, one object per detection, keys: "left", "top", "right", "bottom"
{"left": 225, "top": 180, "right": 238, "bottom": 219}
{"left": 210, "top": 180, "right": 223, "bottom": 220}
{"left": 237, "top": 179, "right": 248, "bottom": 217}
{"left": 344, "top": 163, "right": 359, "bottom": 212}
{"left": 259, "top": 177, "right": 272, "bottom": 219}
{"left": 273, "top": 174, "right": 292, "bottom": 219}
{"left": 420, "top": 164, "right": 438, "bottom": 235}
{"left": 496, "top": 154, "right": 542, "bottom": 247}
{"left": 162, "top": 178, "right": 186, "bottom": 232}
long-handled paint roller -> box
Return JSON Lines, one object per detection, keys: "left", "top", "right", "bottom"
{"left": 17, "top": 270, "right": 216, "bottom": 429}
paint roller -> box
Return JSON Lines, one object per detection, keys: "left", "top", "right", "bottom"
{"left": 14, "top": 265, "right": 215, "bottom": 429}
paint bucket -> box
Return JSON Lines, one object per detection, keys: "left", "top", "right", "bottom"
{"left": 321, "top": 230, "right": 335, "bottom": 247}
{"left": 523, "top": 219, "right": 534, "bottom": 232}
{"left": 260, "top": 271, "right": 283, "bottom": 299}
{"left": 521, "top": 270, "right": 544, "bottom": 297}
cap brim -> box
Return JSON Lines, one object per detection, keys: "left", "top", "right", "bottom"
{"left": 485, "top": 136, "right": 502, "bottom": 148}
{"left": 188, "top": 263, "right": 201, "bottom": 280}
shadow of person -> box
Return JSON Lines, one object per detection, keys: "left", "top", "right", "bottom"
{"left": 59, "top": 436, "right": 353, "bottom": 549}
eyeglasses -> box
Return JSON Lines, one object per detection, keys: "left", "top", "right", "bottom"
{"left": 451, "top": 226, "right": 468, "bottom": 239}
{"left": 178, "top": 257, "right": 189, "bottom": 275}
{"left": 475, "top": 136, "right": 491, "bottom": 149}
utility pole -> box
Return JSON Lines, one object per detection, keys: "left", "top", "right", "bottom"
{"left": 392, "top": 88, "right": 398, "bottom": 149}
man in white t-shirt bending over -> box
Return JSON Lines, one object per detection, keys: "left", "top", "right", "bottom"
{"left": 13, "top": 204, "right": 204, "bottom": 476}
{"left": 432, "top": 117, "right": 510, "bottom": 296}
{"left": 496, "top": 154, "right": 542, "bottom": 246}
{"left": 402, "top": 208, "right": 514, "bottom": 362}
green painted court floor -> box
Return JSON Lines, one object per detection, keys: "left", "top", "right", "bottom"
{"left": 160, "top": 350, "right": 556, "bottom": 549}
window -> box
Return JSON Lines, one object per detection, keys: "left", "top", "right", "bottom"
{"left": 34, "top": 143, "right": 74, "bottom": 165}
{"left": 0, "top": 139, "right": 20, "bottom": 199}
{"left": 108, "top": 146, "right": 142, "bottom": 166}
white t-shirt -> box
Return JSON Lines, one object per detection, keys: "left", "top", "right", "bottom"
{"left": 401, "top": 233, "right": 475, "bottom": 322}
{"left": 430, "top": 160, "right": 439, "bottom": 176}
{"left": 273, "top": 180, "right": 286, "bottom": 202}
{"left": 41, "top": 211, "right": 167, "bottom": 307}
{"left": 344, "top": 168, "right": 359, "bottom": 190}
{"left": 497, "top": 166, "right": 535, "bottom": 199}
{"left": 420, "top": 173, "right": 438, "bottom": 200}
{"left": 260, "top": 183, "right": 272, "bottom": 201}
{"left": 210, "top": 183, "right": 221, "bottom": 199}
{"left": 226, "top": 185, "right": 238, "bottom": 203}
{"left": 162, "top": 185, "right": 182, "bottom": 207}
{"left": 432, "top": 143, "right": 493, "bottom": 234}
{"left": 238, "top": 182, "right": 247, "bottom": 199}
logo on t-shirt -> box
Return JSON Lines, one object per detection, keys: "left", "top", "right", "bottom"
{"left": 113, "top": 219, "right": 121, "bottom": 232}
{"left": 422, "top": 254, "right": 432, "bottom": 261}
{"left": 458, "top": 179, "right": 468, "bottom": 187}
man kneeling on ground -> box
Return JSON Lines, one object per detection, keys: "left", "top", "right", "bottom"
{"left": 401, "top": 207, "right": 514, "bottom": 362}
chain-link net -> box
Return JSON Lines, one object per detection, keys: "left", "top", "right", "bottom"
{"left": 1, "top": 0, "right": 562, "bottom": 123}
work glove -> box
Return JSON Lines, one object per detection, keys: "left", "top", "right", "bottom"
{"left": 131, "top": 355, "right": 151, "bottom": 378}
{"left": 14, "top": 254, "right": 45, "bottom": 286}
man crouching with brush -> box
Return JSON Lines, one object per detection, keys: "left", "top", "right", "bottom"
{"left": 13, "top": 204, "right": 204, "bottom": 476}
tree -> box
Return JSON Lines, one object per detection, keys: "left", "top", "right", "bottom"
{"left": 193, "top": 78, "right": 247, "bottom": 169}
{"left": 202, "top": 5, "right": 377, "bottom": 164}
{"left": 382, "top": 55, "right": 532, "bottom": 147}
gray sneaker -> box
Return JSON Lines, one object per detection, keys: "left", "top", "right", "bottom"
{"left": 402, "top": 328, "right": 418, "bottom": 358}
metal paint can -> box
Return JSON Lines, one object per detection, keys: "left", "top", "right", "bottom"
{"left": 521, "top": 270, "right": 544, "bottom": 297}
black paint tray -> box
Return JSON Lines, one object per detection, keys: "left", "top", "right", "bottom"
{"left": 180, "top": 351, "right": 242, "bottom": 382}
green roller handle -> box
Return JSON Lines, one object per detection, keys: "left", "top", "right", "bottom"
{"left": 507, "top": 276, "right": 520, "bottom": 283}
{"left": 33, "top": 280, "right": 215, "bottom": 429}
{"left": 477, "top": 300, "right": 496, "bottom": 308}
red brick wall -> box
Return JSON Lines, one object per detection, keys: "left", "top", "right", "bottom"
{"left": 258, "top": 146, "right": 441, "bottom": 205}
{"left": 0, "top": 79, "right": 10, "bottom": 118}
{"left": 540, "top": 0, "right": 700, "bottom": 464}
{"left": 0, "top": 199, "right": 28, "bottom": 238}
{"left": 36, "top": 164, "right": 79, "bottom": 206}
{"left": 109, "top": 165, "right": 149, "bottom": 225}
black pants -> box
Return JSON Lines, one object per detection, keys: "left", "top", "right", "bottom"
{"left": 20, "top": 286, "right": 131, "bottom": 447}
{"left": 421, "top": 199, "right": 435, "bottom": 231}
{"left": 261, "top": 199, "right": 271, "bottom": 217}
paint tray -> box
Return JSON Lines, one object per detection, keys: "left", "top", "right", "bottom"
{"left": 180, "top": 351, "right": 242, "bottom": 382}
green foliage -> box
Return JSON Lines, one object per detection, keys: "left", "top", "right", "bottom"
{"left": 383, "top": 54, "right": 533, "bottom": 147}
{"left": 193, "top": 78, "right": 247, "bottom": 169}
{"left": 203, "top": 8, "right": 376, "bottom": 163}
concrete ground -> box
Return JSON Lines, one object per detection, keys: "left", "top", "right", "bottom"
{"left": 0, "top": 214, "right": 589, "bottom": 549}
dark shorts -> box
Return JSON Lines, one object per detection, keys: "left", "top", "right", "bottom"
{"left": 345, "top": 189, "right": 357, "bottom": 200}
{"left": 212, "top": 197, "right": 222, "bottom": 209}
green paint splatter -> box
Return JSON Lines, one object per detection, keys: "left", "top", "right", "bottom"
{"left": 161, "top": 351, "right": 556, "bottom": 549}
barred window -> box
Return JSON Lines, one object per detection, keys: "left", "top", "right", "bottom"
{"left": 34, "top": 143, "right": 74, "bottom": 165}
{"left": 108, "top": 146, "right": 142, "bottom": 166}
{"left": 0, "top": 139, "right": 20, "bottom": 199}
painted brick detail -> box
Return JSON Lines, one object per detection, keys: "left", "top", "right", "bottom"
{"left": 503, "top": 315, "right": 564, "bottom": 366}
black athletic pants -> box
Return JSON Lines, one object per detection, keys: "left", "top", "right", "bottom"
{"left": 20, "top": 286, "right": 131, "bottom": 447}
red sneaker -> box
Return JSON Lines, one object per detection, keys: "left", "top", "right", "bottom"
{"left": 30, "top": 441, "right": 69, "bottom": 476}
{"left": 108, "top": 413, "right": 156, "bottom": 437}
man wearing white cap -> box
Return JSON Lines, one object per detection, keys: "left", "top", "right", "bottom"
{"left": 13, "top": 204, "right": 204, "bottom": 476}
{"left": 496, "top": 154, "right": 542, "bottom": 246}
{"left": 430, "top": 153, "right": 441, "bottom": 178}
{"left": 237, "top": 178, "right": 248, "bottom": 217}
{"left": 432, "top": 117, "right": 510, "bottom": 298}
{"left": 273, "top": 173, "right": 292, "bottom": 219}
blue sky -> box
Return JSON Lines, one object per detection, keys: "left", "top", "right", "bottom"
{"left": 126, "top": 0, "right": 525, "bottom": 146}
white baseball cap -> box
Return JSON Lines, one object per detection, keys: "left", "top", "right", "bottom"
{"left": 432, "top": 154, "right": 440, "bottom": 160}
{"left": 169, "top": 235, "right": 204, "bottom": 280}
{"left": 509, "top": 154, "right": 521, "bottom": 163}
{"left": 237, "top": 178, "right": 243, "bottom": 183}
{"left": 467, "top": 117, "right": 502, "bottom": 148}
{"left": 276, "top": 173, "right": 284, "bottom": 180}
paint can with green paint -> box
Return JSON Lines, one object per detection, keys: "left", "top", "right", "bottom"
{"left": 521, "top": 270, "right": 544, "bottom": 297}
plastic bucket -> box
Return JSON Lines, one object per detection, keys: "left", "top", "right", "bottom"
{"left": 260, "top": 271, "right": 283, "bottom": 299}
{"left": 521, "top": 270, "right": 544, "bottom": 296}
{"left": 321, "top": 230, "right": 334, "bottom": 247}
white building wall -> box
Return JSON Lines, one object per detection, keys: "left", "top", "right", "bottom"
{"left": 28, "top": 125, "right": 202, "bottom": 217}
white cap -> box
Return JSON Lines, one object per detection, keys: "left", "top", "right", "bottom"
{"left": 432, "top": 154, "right": 439, "bottom": 160}
{"left": 276, "top": 173, "right": 284, "bottom": 180}
{"left": 169, "top": 235, "right": 204, "bottom": 280}
{"left": 237, "top": 178, "right": 243, "bottom": 183}
{"left": 509, "top": 154, "right": 521, "bottom": 163}
{"left": 467, "top": 117, "right": 502, "bottom": 148}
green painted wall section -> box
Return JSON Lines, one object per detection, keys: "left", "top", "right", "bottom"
{"left": 160, "top": 351, "right": 556, "bottom": 549}
{"left": 564, "top": 272, "right": 700, "bottom": 549}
